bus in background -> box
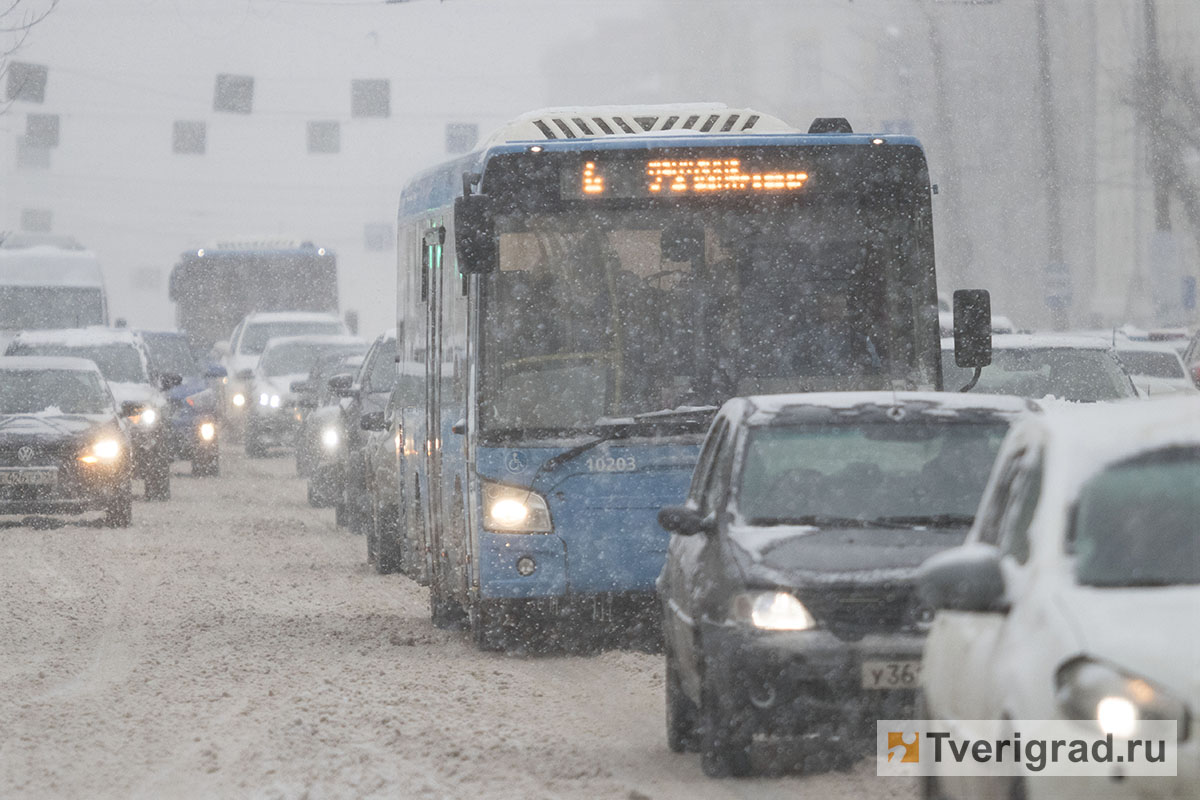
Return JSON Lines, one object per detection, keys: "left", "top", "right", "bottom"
{"left": 396, "top": 104, "right": 991, "bottom": 649}
{"left": 168, "top": 238, "right": 340, "bottom": 355}
{"left": 0, "top": 233, "right": 107, "bottom": 350}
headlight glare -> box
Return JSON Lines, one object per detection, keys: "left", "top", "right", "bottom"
{"left": 731, "top": 591, "right": 817, "bottom": 631}
{"left": 482, "top": 479, "right": 552, "bottom": 533}
{"left": 232, "top": 392, "right": 245, "bottom": 407}
{"left": 1056, "top": 657, "right": 1191, "bottom": 740}
{"left": 79, "top": 437, "right": 122, "bottom": 464}
{"left": 198, "top": 422, "right": 216, "bottom": 441}
{"left": 321, "top": 428, "right": 340, "bottom": 449}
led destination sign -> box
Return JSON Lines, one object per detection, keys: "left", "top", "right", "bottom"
{"left": 570, "top": 158, "right": 811, "bottom": 199}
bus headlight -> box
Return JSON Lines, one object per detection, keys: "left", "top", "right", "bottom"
{"left": 482, "top": 479, "right": 552, "bottom": 533}
{"left": 78, "top": 437, "right": 122, "bottom": 464}
{"left": 231, "top": 392, "right": 246, "bottom": 407}
{"left": 198, "top": 422, "right": 216, "bottom": 442}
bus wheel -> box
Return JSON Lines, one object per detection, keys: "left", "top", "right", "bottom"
{"left": 429, "top": 560, "right": 466, "bottom": 630}
{"left": 471, "top": 600, "right": 507, "bottom": 651}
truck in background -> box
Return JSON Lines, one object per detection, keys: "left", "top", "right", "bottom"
{"left": 0, "top": 233, "right": 108, "bottom": 351}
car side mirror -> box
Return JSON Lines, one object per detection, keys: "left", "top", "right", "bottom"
{"left": 120, "top": 401, "right": 144, "bottom": 417}
{"left": 205, "top": 364, "right": 227, "bottom": 379}
{"left": 328, "top": 373, "right": 355, "bottom": 397}
{"left": 451, "top": 417, "right": 466, "bottom": 435}
{"left": 453, "top": 194, "right": 497, "bottom": 274}
{"left": 658, "top": 505, "right": 715, "bottom": 536}
{"left": 360, "top": 411, "right": 387, "bottom": 432}
{"left": 953, "top": 289, "right": 993, "bottom": 370}
{"left": 236, "top": 368, "right": 254, "bottom": 381}
{"left": 917, "top": 544, "right": 1008, "bottom": 613}
{"left": 158, "top": 372, "right": 183, "bottom": 391}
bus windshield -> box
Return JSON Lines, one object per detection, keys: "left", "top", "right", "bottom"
{"left": 480, "top": 202, "right": 934, "bottom": 434}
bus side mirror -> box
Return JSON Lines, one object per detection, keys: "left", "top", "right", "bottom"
{"left": 953, "top": 289, "right": 993, "bottom": 369}
{"left": 454, "top": 194, "right": 497, "bottom": 274}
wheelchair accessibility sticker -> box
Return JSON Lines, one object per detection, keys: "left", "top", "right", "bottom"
{"left": 505, "top": 451, "right": 528, "bottom": 473}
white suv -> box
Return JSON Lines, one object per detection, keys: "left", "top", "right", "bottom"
{"left": 216, "top": 311, "right": 349, "bottom": 415}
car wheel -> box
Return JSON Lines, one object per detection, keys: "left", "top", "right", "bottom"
{"left": 699, "top": 667, "right": 754, "bottom": 777}
{"left": 192, "top": 448, "right": 219, "bottom": 477}
{"left": 365, "top": 505, "right": 379, "bottom": 565}
{"left": 244, "top": 425, "right": 267, "bottom": 458}
{"left": 665, "top": 646, "right": 700, "bottom": 753}
{"left": 376, "top": 503, "right": 402, "bottom": 574}
{"left": 104, "top": 489, "right": 133, "bottom": 528}
{"left": 144, "top": 457, "right": 171, "bottom": 501}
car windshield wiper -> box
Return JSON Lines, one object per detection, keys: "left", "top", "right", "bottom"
{"left": 747, "top": 515, "right": 892, "bottom": 528}
{"left": 869, "top": 514, "right": 976, "bottom": 529}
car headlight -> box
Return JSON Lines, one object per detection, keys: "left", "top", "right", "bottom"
{"left": 481, "top": 479, "right": 552, "bottom": 533}
{"left": 129, "top": 407, "right": 158, "bottom": 427}
{"left": 321, "top": 427, "right": 340, "bottom": 449}
{"left": 78, "top": 437, "right": 122, "bottom": 464}
{"left": 258, "top": 393, "right": 280, "bottom": 408}
{"left": 1056, "top": 657, "right": 1191, "bottom": 740}
{"left": 728, "top": 591, "right": 817, "bottom": 631}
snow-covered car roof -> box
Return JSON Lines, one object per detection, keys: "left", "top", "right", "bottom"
{"left": 1022, "top": 396, "right": 1200, "bottom": 497}
{"left": 940, "top": 333, "right": 1116, "bottom": 351}
{"left": 8, "top": 326, "right": 142, "bottom": 347}
{"left": 1112, "top": 338, "right": 1183, "bottom": 355}
{"left": 240, "top": 311, "right": 344, "bottom": 325}
{"left": 741, "top": 391, "right": 1034, "bottom": 426}
{"left": 0, "top": 355, "right": 103, "bottom": 373}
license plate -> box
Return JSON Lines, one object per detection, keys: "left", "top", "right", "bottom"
{"left": 0, "top": 468, "right": 58, "bottom": 486}
{"left": 862, "top": 660, "right": 921, "bottom": 690}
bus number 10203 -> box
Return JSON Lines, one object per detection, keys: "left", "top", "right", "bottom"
{"left": 586, "top": 456, "right": 637, "bottom": 472}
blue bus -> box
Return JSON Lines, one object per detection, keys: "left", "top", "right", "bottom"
{"left": 394, "top": 105, "right": 979, "bottom": 649}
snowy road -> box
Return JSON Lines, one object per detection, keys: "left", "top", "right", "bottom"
{"left": 0, "top": 451, "right": 916, "bottom": 800}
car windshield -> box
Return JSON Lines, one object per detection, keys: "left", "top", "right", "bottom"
{"left": 8, "top": 342, "right": 147, "bottom": 384}
{"left": 0, "top": 369, "right": 110, "bottom": 414}
{"left": 240, "top": 321, "right": 344, "bottom": 355}
{"left": 737, "top": 421, "right": 1010, "bottom": 524}
{"left": 142, "top": 334, "right": 200, "bottom": 377}
{"left": 941, "top": 347, "right": 1134, "bottom": 401}
{"left": 365, "top": 339, "right": 398, "bottom": 393}
{"left": 260, "top": 343, "right": 360, "bottom": 377}
{"left": 1116, "top": 350, "right": 1185, "bottom": 379}
{"left": 1072, "top": 448, "right": 1200, "bottom": 587}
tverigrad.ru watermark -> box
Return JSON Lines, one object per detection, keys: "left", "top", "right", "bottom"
{"left": 876, "top": 720, "right": 1179, "bottom": 777}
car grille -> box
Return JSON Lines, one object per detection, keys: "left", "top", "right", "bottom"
{"left": 0, "top": 442, "right": 77, "bottom": 468}
{"left": 796, "top": 584, "right": 920, "bottom": 641}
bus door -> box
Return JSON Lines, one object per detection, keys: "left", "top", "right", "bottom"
{"left": 422, "top": 226, "right": 450, "bottom": 587}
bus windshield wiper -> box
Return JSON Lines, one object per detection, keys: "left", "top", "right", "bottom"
{"left": 868, "top": 514, "right": 976, "bottom": 529}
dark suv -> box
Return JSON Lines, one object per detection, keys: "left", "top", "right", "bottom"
{"left": 656, "top": 391, "right": 1031, "bottom": 776}
{"left": 336, "top": 330, "right": 398, "bottom": 534}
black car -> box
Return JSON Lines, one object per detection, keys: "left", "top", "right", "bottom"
{"left": 294, "top": 350, "right": 368, "bottom": 477}
{"left": 335, "top": 329, "right": 398, "bottom": 534}
{"left": 656, "top": 391, "right": 1031, "bottom": 777}
{"left": 0, "top": 357, "right": 134, "bottom": 527}
{"left": 139, "top": 330, "right": 226, "bottom": 476}
{"left": 6, "top": 328, "right": 178, "bottom": 500}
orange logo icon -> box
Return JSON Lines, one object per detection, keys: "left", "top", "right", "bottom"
{"left": 887, "top": 731, "right": 920, "bottom": 763}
